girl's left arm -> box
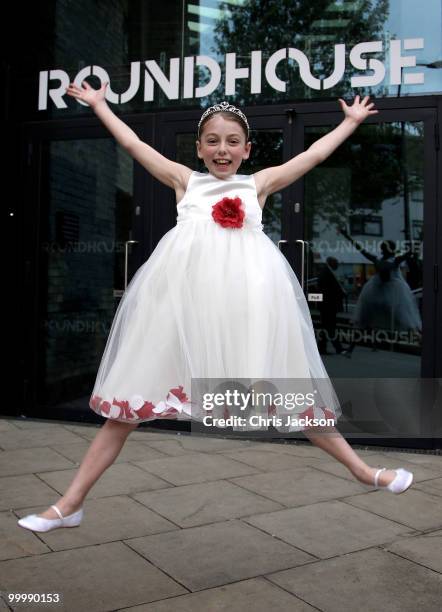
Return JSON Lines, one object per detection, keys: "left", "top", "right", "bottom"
{"left": 394, "top": 250, "right": 411, "bottom": 265}
{"left": 254, "top": 95, "right": 378, "bottom": 199}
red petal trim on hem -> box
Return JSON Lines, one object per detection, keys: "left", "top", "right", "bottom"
{"left": 89, "top": 385, "right": 191, "bottom": 422}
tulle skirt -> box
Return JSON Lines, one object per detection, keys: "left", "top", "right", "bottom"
{"left": 354, "top": 274, "right": 422, "bottom": 332}
{"left": 89, "top": 219, "right": 343, "bottom": 432}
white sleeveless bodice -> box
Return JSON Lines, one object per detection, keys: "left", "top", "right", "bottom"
{"left": 176, "top": 171, "right": 264, "bottom": 232}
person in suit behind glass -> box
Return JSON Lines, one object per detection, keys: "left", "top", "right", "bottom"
{"left": 317, "top": 256, "right": 347, "bottom": 354}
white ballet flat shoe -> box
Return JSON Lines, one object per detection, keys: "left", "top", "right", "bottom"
{"left": 373, "top": 467, "right": 414, "bottom": 494}
{"left": 17, "top": 504, "right": 84, "bottom": 532}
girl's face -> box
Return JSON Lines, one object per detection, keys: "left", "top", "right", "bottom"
{"left": 196, "top": 114, "right": 251, "bottom": 179}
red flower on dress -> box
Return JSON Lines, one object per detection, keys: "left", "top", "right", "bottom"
{"left": 212, "top": 196, "right": 245, "bottom": 228}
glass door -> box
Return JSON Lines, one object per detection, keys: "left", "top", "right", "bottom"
{"left": 292, "top": 107, "right": 440, "bottom": 446}
{"left": 23, "top": 122, "right": 151, "bottom": 422}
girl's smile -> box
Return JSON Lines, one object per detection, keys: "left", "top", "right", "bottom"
{"left": 196, "top": 114, "right": 251, "bottom": 179}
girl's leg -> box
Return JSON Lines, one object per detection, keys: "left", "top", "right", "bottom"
{"left": 302, "top": 425, "right": 397, "bottom": 486}
{"left": 38, "top": 419, "right": 139, "bottom": 519}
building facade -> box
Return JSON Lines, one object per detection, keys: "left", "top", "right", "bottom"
{"left": 5, "top": 0, "right": 442, "bottom": 448}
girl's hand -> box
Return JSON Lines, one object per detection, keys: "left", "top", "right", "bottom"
{"left": 65, "top": 79, "right": 108, "bottom": 108}
{"left": 338, "top": 95, "right": 379, "bottom": 124}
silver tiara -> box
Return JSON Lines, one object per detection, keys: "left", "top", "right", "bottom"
{"left": 198, "top": 101, "right": 249, "bottom": 136}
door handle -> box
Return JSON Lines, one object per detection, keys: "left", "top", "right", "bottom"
{"left": 113, "top": 240, "right": 139, "bottom": 297}
{"left": 279, "top": 239, "right": 307, "bottom": 290}
{"left": 296, "top": 239, "right": 307, "bottom": 290}
{"left": 124, "top": 240, "right": 139, "bottom": 289}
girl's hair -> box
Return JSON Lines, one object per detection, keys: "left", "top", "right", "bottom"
{"left": 198, "top": 111, "right": 249, "bottom": 141}
{"left": 380, "top": 240, "right": 397, "bottom": 255}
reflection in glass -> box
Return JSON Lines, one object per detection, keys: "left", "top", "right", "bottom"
{"left": 12, "top": 0, "right": 442, "bottom": 121}
{"left": 241, "top": 129, "right": 283, "bottom": 245}
{"left": 304, "top": 121, "right": 424, "bottom": 378}
{"left": 38, "top": 139, "right": 134, "bottom": 410}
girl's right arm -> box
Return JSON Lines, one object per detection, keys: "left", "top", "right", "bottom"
{"left": 65, "top": 80, "right": 192, "bottom": 193}
{"left": 338, "top": 227, "right": 377, "bottom": 262}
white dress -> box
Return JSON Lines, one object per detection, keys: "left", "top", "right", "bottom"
{"left": 89, "top": 171, "right": 342, "bottom": 432}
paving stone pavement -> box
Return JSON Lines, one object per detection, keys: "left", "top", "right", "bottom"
{"left": 0, "top": 417, "right": 441, "bottom": 611}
